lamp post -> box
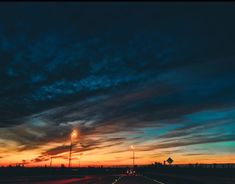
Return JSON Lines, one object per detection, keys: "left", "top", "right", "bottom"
{"left": 50, "top": 156, "right": 53, "bottom": 167}
{"left": 68, "top": 130, "right": 77, "bottom": 168}
{"left": 79, "top": 153, "right": 83, "bottom": 168}
{"left": 130, "top": 145, "right": 135, "bottom": 168}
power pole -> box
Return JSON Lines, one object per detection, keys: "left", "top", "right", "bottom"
{"left": 50, "top": 157, "right": 52, "bottom": 167}
{"left": 68, "top": 137, "right": 72, "bottom": 168}
{"left": 133, "top": 148, "right": 135, "bottom": 168}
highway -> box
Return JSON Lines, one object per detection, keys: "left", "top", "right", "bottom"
{"left": 29, "top": 174, "right": 235, "bottom": 184}
{"left": 33, "top": 175, "right": 164, "bottom": 184}
{"left": 0, "top": 175, "right": 164, "bottom": 184}
{"left": 114, "top": 176, "right": 164, "bottom": 184}
{"left": 0, "top": 175, "right": 119, "bottom": 184}
{"left": 1, "top": 173, "right": 235, "bottom": 184}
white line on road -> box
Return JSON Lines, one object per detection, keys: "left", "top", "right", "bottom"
{"left": 143, "top": 175, "right": 166, "bottom": 184}
{"left": 112, "top": 176, "right": 123, "bottom": 184}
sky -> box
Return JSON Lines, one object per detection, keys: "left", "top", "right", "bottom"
{"left": 0, "top": 2, "right": 235, "bottom": 167}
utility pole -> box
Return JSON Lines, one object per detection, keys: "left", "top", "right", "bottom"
{"left": 50, "top": 157, "right": 53, "bottom": 167}
{"left": 68, "top": 135, "right": 72, "bottom": 168}
{"left": 131, "top": 145, "right": 135, "bottom": 168}
{"left": 133, "top": 148, "right": 135, "bottom": 167}
{"left": 68, "top": 130, "right": 77, "bottom": 168}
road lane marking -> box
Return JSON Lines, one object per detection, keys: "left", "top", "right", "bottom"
{"left": 112, "top": 176, "right": 123, "bottom": 184}
{"left": 143, "top": 175, "right": 166, "bottom": 184}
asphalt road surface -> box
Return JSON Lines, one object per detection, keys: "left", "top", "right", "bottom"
{"left": 0, "top": 175, "right": 164, "bottom": 184}
{"left": 1, "top": 174, "right": 235, "bottom": 184}
{"left": 30, "top": 174, "right": 235, "bottom": 184}
{"left": 114, "top": 176, "right": 164, "bottom": 184}
{"left": 34, "top": 175, "right": 118, "bottom": 184}
{"left": 144, "top": 172, "right": 235, "bottom": 184}
{"left": 32, "top": 175, "right": 165, "bottom": 184}
{"left": 0, "top": 175, "right": 120, "bottom": 184}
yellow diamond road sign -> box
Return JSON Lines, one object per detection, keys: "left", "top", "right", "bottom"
{"left": 167, "top": 157, "right": 173, "bottom": 164}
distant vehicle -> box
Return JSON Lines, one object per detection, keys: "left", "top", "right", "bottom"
{"left": 126, "top": 168, "right": 136, "bottom": 176}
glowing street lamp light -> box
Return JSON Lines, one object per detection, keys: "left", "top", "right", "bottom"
{"left": 130, "top": 145, "right": 135, "bottom": 168}
{"left": 68, "top": 130, "right": 77, "bottom": 168}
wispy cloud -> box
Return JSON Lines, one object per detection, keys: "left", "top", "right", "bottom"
{"left": 0, "top": 3, "right": 235, "bottom": 165}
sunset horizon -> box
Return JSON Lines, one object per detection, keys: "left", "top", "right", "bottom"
{"left": 0, "top": 2, "right": 235, "bottom": 184}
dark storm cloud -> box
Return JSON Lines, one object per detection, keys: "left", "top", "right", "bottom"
{"left": 30, "top": 137, "right": 126, "bottom": 162}
{"left": 42, "top": 145, "right": 70, "bottom": 156}
{"left": 0, "top": 2, "right": 235, "bottom": 154}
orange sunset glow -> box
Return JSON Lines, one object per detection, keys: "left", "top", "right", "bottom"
{"left": 0, "top": 2, "right": 235, "bottom": 176}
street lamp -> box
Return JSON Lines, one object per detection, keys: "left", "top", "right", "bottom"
{"left": 50, "top": 156, "right": 53, "bottom": 167}
{"left": 68, "top": 130, "right": 77, "bottom": 168}
{"left": 130, "top": 145, "right": 135, "bottom": 168}
{"left": 79, "top": 153, "right": 83, "bottom": 168}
